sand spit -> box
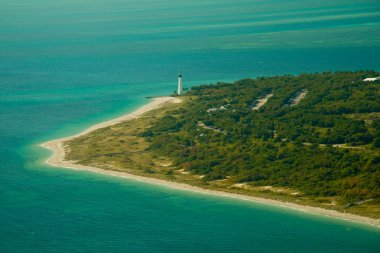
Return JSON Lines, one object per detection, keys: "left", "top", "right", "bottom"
{"left": 42, "top": 96, "right": 181, "bottom": 166}
{"left": 41, "top": 96, "right": 379, "bottom": 229}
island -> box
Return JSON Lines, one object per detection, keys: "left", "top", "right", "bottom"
{"left": 42, "top": 71, "right": 380, "bottom": 227}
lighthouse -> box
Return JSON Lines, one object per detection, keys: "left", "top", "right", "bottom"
{"left": 177, "top": 73, "right": 183, "bottom": 95}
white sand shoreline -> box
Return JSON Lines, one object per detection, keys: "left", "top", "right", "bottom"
{"left": 41, "top": 96, "right": 380, "bottom": 229}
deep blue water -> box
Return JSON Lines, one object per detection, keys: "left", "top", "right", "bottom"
{"left": 0, "top": 0, "right": 380, "bottom": 252}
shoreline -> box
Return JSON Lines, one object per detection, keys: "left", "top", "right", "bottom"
{"left": 41, "top": 96, "right": 380, "bottom": 229}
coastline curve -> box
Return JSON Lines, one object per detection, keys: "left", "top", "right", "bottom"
{"left": 41, "top": 97, "right": 380, "bottom": 229}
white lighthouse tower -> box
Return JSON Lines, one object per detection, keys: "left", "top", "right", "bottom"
{"left": 177, "top": 73, "right": 183, "bottom": 95}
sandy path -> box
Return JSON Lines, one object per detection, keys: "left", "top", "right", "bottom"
{"left": 290, "top": 89, "right": 308, "bottom": 106}
{"left": 252, "top": 93, "right": 273, "bottom": 110}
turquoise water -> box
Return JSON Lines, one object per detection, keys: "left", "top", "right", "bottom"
{"left": 1, "top": 0, "right": 380, "bottom": 252}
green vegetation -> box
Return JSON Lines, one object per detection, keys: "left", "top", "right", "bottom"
{"left": 66, "top": 71, "right": 380, "bottom": 218}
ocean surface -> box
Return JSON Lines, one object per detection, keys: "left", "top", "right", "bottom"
{"left": 1, "top": 0, "right": 380, "bottom": 252}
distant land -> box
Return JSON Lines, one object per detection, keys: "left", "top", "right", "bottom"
{"left": 44, "top": 71, "right": 380, "bottom": 226}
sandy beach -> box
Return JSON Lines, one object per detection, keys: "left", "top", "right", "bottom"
{"left": 41, "top": 96, "right": 380, "bottom": 228}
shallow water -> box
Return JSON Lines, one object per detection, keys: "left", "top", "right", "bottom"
{"left": 1, "top": 0, "right": 380, "bottom": 252}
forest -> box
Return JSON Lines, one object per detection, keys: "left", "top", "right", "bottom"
{"left": 142, "top": 71, "right": 380, "bottom": 204}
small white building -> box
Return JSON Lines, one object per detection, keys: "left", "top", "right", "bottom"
{"left": 363, "top": 77, "right": 380, "bottom": 82}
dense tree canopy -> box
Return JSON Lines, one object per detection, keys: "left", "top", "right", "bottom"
{"left": 142, "top": 71, "right": 380, "bottom": 203}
